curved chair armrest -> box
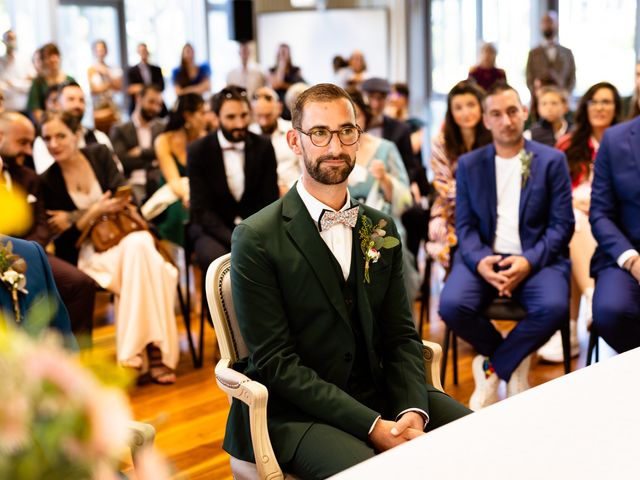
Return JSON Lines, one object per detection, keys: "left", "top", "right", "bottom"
{"left": 215, "top": 360, "right": 284, "bottom": 480}
{"left": 128, "top": 421, "right": 156, "bottom": 463}
{"left": 422, "top": 340, "right": 444, "bottom": 392}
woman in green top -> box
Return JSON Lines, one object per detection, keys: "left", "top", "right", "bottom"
{"left": 27, "top": 43, "right": 75, "bottom": 123}
{"left": 153, "top": 93, "right": 206, "bottom": 246}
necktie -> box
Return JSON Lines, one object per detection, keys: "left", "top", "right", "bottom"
{"left": 318, "top": 205, "right": 359, "bottom": 232}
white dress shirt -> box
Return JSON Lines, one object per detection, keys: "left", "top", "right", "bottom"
{"left": 218, "top": 129, "right": 245, "bottom": 203}
{"left": 493, "top": 153, "right": 523, "bottom": 254}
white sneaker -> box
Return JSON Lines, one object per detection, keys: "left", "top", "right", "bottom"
{"left": 537, "top": 322, "right": 579, "bottom": 363}
{"left": 469, "top": 355, "right": 500, "bottom": 411}
{"left": 506, "top": 355, "right": 531, "bottom": 397}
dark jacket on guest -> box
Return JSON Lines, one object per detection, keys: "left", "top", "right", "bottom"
{"left": 39, "top": 144, "right": 125, "bottom": 265}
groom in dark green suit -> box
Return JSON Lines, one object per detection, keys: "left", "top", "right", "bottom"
{"left": 225, "top": 83, "right": 470, "bottom": 479}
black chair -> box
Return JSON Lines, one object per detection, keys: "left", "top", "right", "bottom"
{"left": 440, "top": 297, "right": 572, "bottom": 387}
{"left": 417, "top": 257, "right": 432, "bottom": 335}
{"left": 586, "top": 325, "right": 600, "bottom": 366}
{"left": 182, "top": 220, "right": 211, "bottom": 368}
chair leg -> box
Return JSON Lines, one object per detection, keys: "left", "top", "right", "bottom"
{"left": 560, "top": 319, "right": 571, "bottom": 374}
{"left": 586, "top": 328, "right": 597, "bottom": 367}
{"left": 440, "top": 326, "right": 450, "bottom": 388}
{"left": 177, "top": 282, "right": 201, "bottom": 368}
{"left": 451, "top": 331, "right": 458, "bottom": 385}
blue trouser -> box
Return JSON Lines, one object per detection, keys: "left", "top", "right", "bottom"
{"left": 439, "top": 258, "right": 570, "bottom": 381}
{"left": 593, "top": 266, "right": 640, "bottom": 353}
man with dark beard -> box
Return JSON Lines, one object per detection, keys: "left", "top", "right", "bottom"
{"left": 32, "top": 81, "right": 119, "bottom": 174}
{"left": 0, "top": 111, "right": 95, "bottom": 347}
{"left": 223, "top": 83, "right": 470, "bottom": 478}
{"left": 187, "top": 85, "right": 278, "bottom": 273}
{"left": 109, "top": 84, "right": 166, "bottom": 204}
{"left": 525, "top": 11, "right": 576, "bottom": 98}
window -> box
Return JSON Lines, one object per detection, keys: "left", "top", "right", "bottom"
{"left": 560, "top": 0, "right": 637, "bottom": 96}
{"left": 431, "top": 0, "right": 477, "bottom": 95}
{"left": 482, "top": 0, "right": 532, "bottom": 104}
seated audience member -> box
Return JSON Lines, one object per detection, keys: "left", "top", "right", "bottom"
{"left": 438, "top": 84, "right": 574, "bottom": 410}
{"left": 26, "top": 43, "right": 75, "bottom": 124}
{"left": 268, "top": 44, "right": 305, "bottom": 120}
{"left": 249, "top": 86, "right": 300, "bottom": 195}
{"left": 110, "top": 84, "right": 166, "bottom": 205}
{"left": 225, "top": 84, "right": 471, "bottom": 478}
{"left": 468, "top": 43, "right": 507, "bottom": 92}
{"left": 0, "top": 30, "right": 35, "bottom": 114}
{"left": 426, "top": 81, "right": 492, "bottom": 270}
{"left": 153, "top": 93, "right": 206, "bottom": 247}
{"left": 39, "top": 112, "right": 179, "bottom": 384}
{"left": 0, "top": 235, "right": 75, "bottom": 346}
{"left": 335, "top": 50, "right": 368, "bottom": 89}
{"left": 87, "top": 39, "right": 122, "bottom": 134}
{"left": 126, "top": 43, "right": 165, "bottom": 115}
{"left": 526, "top": 74, "right": 560, "bottom": 127}
{"left": 33, "top": 81, "right": 118, "bottom": 174}
{"left": 187, "top": 86, "right": 278, "bottom": 274}
{"left": 346, "top": 88, "right": 419, "bottom": 307}
{"left": 386, "top": 83, "right": 426, "bottom": 162}
{"left": 226, "top": 41, "right": 266, "bottom": 100}
{"left": 538, "top": 82, "right": 622, "bottom": 362}
{"left": 590, "top": 113, "right": 640, "bottom": 354}
{"left": 172, "top": 43, "right": 211, "bottom": 97}
{"left": 0, "top": 112, "right": 95, "bottom": 347}
{"left": 525, "top": 86, "right": 570, "bottom": 146}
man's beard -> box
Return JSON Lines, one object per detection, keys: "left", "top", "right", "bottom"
{"left": 303, "top": 151, "right": 355, "bottom": 185}
{"left": 542, "top": 29, "right": 555, "bottom": 39}
{"left": 220, "top": 124, "right": 248, "bottom": 143}
{"left": 68, "top": 109, "right": 84, "bottom": 123}
{"left": 260, "top": 121, "right": 278, "bottom": 136}
{"left": 140, "top": 107, "right": 157, "bottom": 122}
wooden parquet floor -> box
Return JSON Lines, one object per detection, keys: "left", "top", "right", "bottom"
{"left": 92, "top": 283, "right": 616, "bottom": 479}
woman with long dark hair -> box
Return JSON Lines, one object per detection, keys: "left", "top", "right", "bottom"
{"left": 153, "top": 93, "right": 206, "bottom": 247}
{"left": 268, "top": 43, "right": 304, "bottom": 118}
{"left": 538, "top": 81, "right": 622, "bottom": 363}
{"left": 426, "top": 80, "right": 492, "bottom": 268}
{"left": 172, "top": 43, "right": 211, "bottom": 96}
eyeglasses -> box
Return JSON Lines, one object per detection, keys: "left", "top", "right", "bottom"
{"left": 220, "top": 87, "right": 247, "bottom": 99}
{"left": 253, "top": 92, "right": 274, "bottom": 102}
{"left": 587, "top": 99, "right": 615, "bottom": 108}
{"left": 296, "top": 125, "right": 362, "bottom": 147}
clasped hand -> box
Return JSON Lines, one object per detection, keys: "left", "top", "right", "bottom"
{"left": 368, "top": 412, "right": 425, "bottom": 452}
{"left": 477, "top": 254, "right": 531, "bottom": 297}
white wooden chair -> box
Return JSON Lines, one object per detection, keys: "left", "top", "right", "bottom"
{"left": 206, "top": 253, "right": 444, "bottom": 480}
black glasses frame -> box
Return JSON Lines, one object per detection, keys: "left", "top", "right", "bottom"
{"left": 295, "top": 125, "right": 362, "bottom": 147}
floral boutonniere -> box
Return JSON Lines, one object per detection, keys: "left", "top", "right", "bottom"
{"left": 0, "top": 240, "right": 28, "bottom": 323}
{"left": 358, "top": 216, "right": 400, "bottom": 283}
{"left": 520, "top": 150, "right": 534, "bottom": 188}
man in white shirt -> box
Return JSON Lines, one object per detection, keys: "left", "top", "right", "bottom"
{"left": 109, "top": 84, "right": 166, "bottom": 204}
{"left": 32, "top": 82, "right": 119, "bottom": 173}
{"left": 0, "top": 30, "right": 36, "bottom": 113}
{"left": 223, "top": 83, "right": 470, "bottom": 478}
{"left": 438, "top": 83, "right": 574, "bottom": 410}
{"left": 226, "top": 41, "right": 266, "bottom": 100}
{"left": 187, "top": 85, "right": 279, "bottom": 273}
{"left": 249, "top": 86, "right": 301, "bottom": 196}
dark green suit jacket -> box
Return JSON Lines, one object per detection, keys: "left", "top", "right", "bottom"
{"left": 224, "top": 186, "right": 430, "bottom": 464}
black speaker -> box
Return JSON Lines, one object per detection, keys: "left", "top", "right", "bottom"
{"left": 227, "top": 0, "right": 254, "bottom": 42}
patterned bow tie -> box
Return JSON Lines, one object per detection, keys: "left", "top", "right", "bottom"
{"left": 318, "top": 206, "right": 359, "bottom": 232}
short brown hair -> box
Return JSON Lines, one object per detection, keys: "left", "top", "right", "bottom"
{"left": 291, "top": 83, "right": 356, "bottom": 129}
{"left": 537, "top": 86, "right": 568, "bottom": 104}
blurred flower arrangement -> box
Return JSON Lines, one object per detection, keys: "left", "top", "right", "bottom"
{"left": 0, "top": 322, "right": 170, "bottom": 480}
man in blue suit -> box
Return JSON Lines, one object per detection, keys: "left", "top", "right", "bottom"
{"left": 439, "top": 84, "right": 574, "bottom": 410}
{"left": 0, "top": 236, "right": 76, "bottom": 347}
{"left": 590, "top": 116, "right": 640, "bottom": 353}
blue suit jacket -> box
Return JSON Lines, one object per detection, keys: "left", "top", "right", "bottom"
{"left": 590, "top": 117, "right": 640, "bottom": 276}
{"left": 455, "top": 140, "right": 574, "bottom": 273}
{"left": 0, "top": 237, "right": 76, "bottom": 346}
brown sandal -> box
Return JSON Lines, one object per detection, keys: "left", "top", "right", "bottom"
{"left": 147, "top": 345, "right": 176, "bottom": 385}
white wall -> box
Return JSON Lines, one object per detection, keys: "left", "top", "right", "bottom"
{"left": 257, "top": 8, "right": 389, "bottom": 85}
